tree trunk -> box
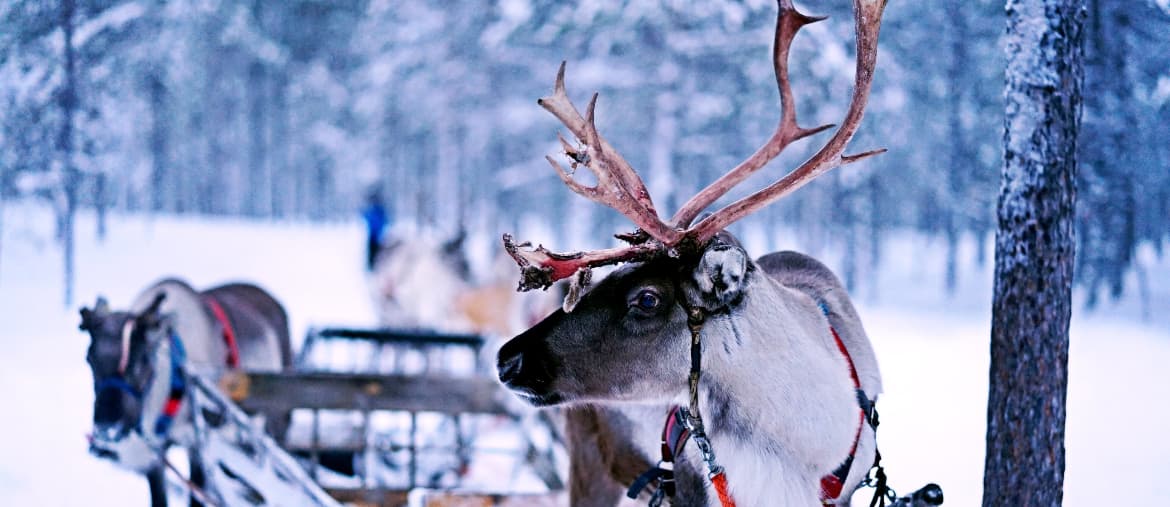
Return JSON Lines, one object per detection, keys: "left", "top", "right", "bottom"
{"left": 247, "top": 60, "right": 269, "bottom": 218}
{"left": 1077, "top": 0, "right": 1134, "bottom": 307}
{"left": 95, "top": 171, "right": 107, "bottom": 241}
{"left": 270, "top": 71, "right": 290, "bottom": 218}
{"left": 943, "top": 0, "right": 969, "bottom": 295}
{"left": 148, "top": 70, "right": 168, "bottom": 213}
{"left": 983, "top": 1, "right": 1083, "bottom": 505}
{"left": 0, "top": 165, "right": 5, "bottom": 286}
{"left": 60, "top": 0, "right": 79, "bottom": 307}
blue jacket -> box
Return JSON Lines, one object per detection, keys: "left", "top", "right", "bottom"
{"left": 362, "top": 204, "right": 389, "bottom": 241}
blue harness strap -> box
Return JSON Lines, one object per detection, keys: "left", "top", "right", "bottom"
{"left": 152, "top": 331, "right": 187, "bottom": 438}
{"left": 627, "top": 406, "right": 693, "bottom": 502}
{"left": 96, "top": 376, "right": 143, "bottom": 400}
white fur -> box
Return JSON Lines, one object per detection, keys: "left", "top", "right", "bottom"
{"left": 373, "top": 243, "right": 560, "bottom": 336}
{"left": 688, "top": 252, "right": 873, "bottom": 506}
{"left": 374, "top": 239, "right": 473, "bottom": 332}
{"left": 132, "top": 280, "right": 229, "bottom": 369}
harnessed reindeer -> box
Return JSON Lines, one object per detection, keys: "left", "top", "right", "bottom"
{"left": 496, "top": 1, "right": 940, "bottom": 505}
{"left": 80, "top": 278, "right": 291, "bottom": 507}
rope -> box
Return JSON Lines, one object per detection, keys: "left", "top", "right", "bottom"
{"left": 710, "top": 471, "right": 736, "bottom": 507}
{"left": 162, "top": 454, "right": 220, "bottom": 507}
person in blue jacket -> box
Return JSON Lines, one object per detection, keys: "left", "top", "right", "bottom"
{"left": 361, "top": 189, "right": 390, "bottom": 271}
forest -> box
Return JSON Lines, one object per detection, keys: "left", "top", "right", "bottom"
{"left": 2, "top": 0, "right": 1168, "bottom": 306}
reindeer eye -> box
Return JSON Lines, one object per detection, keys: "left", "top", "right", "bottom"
{"left": 632, "top": 290, "right": 660, "bottom": 312}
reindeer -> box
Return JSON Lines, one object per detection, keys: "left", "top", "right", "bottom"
{"left": 372, "top": 232, "right": 559, "bottom": 336}
{"left": 80, "top": 278, "right": 292, "bottom": 507}
{"left": 495, "top": 0, "right": 916, "bottom": 505}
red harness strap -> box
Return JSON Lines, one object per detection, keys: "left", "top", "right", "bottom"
{"left": 634, "top": 324, "right": 868, "bottom": 507}
{"left": 203, "top": 296, "right": 240, "bottom": 368}
{"left": 710, "top": 470, "right": 737, "bottom": 507}
{"left": 819, "top": 326, "right": 867, "bottom": 503}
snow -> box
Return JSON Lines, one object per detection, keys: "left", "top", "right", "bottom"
{"left": 72, "top": 2, "right": 148, "bottom": 50}
{"left": 1, "top": 200, "right": 1168, "bottom": 506}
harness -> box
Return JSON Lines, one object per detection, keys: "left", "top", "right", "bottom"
{"left": 627, "top": 301, "right": 879, "bottom": 506}
{"left": 95, "top": 329, "right": 188, "bottom": 441}
{"left": 153, "top": 331, "right": 188, "bottom": 437}
{"left": 203, "top": 295, "right": 241, "bottom": 368}
{"left": 98, "top": 295, "right": 237, "bottom": 443}
{"left": 626, "top": 406, "right": 691, "bottom": 505}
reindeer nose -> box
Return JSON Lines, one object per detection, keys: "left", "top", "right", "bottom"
{"left": 92, "top": 421, "right": 126, "bottom": 442}
{"left": 497, "top": 353, "right": 523, "bottom": 384}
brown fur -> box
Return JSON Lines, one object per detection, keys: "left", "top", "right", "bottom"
{"left": 565, "top": 405, "right": 710, "bottom": 507}
{"left": 203, "top": 282, "right": 293, "bottom": 368}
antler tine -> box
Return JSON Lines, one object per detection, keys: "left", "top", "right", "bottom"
{"left": 537, "top": 63, "right": 680, "bottom": 245}
{"left": 504, "top": 0, "right": 887, "bottom": 292}
{"left": 503, "top": 234, "right": 663, "bottom": 291}
{"left": 671, "top": 0, "right": 833, "bottom": 228}
{"left": 690, "top": 0, "right": 887, "bottom": 243}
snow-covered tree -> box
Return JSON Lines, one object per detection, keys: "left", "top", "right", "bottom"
{"left": 983, "top": 0, "right": 1082, "bottom": 504}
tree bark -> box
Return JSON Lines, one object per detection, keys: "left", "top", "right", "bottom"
{"left": 96, "top": 171, "right": 107, "bottom": 241}
{"left": 983, "top": 1, "right": 1083, "bottom": 505}
{"left": 247, "top": 60, "right": 269, "bottom": 218}
{"left": 60, "top": 0, "right": 79, "bottom": 307}
{"left": 944, "top": 0, "right": 969, "bottom": 295}
{"left": 148, "top": 70, "right": 168, "bottom": 213}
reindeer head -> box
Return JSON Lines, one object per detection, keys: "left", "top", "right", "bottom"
{"left": 499, "top": 236, "right": 758, "bottom": 405}
{"left": 497, "top": 0, "right": 886, "bottom": 408}
{"left": 80, "top": 293, "right": 169, "bottom": 460}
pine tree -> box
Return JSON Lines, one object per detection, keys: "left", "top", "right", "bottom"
{"left": 983, "top": 0, "right": 1083, "bottom": 504}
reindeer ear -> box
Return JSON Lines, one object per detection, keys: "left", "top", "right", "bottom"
{"left": 80, "top": 296, "right": 110, "bottom": 331}
{"left": 79, "top": 307, "right": 93, "bottom": 331}
{"left": 144, "top": 292, "right": 166, "bottom": 315}
{"left": 94, "top": 296, "right": 109, "bottom": 315}
{"left": 137, "top": 292, "right": 168, "bottom": 327}
{"left": 688, "top": 242, "right": 752, "bottom": 312}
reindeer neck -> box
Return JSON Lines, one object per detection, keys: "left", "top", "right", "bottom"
{"left": 140, "top": 332, "right": 195, "bottom": 448}
{"left": 693, "top": 280, "right": 859, "bottom": 505}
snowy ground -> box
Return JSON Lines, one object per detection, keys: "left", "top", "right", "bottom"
{"left": 0, "top": 200, "right": 1166, "bottom": 506}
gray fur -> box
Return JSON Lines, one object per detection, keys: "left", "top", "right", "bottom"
{"left": 81, "top": 277, "right": 291, "bottom": 506}
{"left": 498, "top": 240, "right": 883, "bottom": 506}
{"left": 129, "top": 278, "right": 289, "bottom": 372}
{"left": 757, "top": 251, "right": 883, "bottom": 397}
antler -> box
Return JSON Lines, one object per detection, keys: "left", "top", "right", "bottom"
{"left": 503, "top": 233, "right": 665, "bottom": 291}
{"left": 538, "top": 63, "right": 682, "bottom": 246}
{"left": 505, "top": 0, "right": 887, "bottom": 291}
{"left": 670, "top": 0, "right": 834, "bottom": 229}
{"left": 688, "top": 0, "right": 887, "bottom": 242}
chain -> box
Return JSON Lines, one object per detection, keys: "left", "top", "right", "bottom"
{"left": 861, "top": 461, "right": 896, "bottom": 507}
{"left": 680, "top": 305, "right": 726, "bottom": 479}
{"left": 686, "top": 306, "right": 705, "bottom": 420}
{"left": 648, "top": 488, "right": 666, "bottom": 507}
